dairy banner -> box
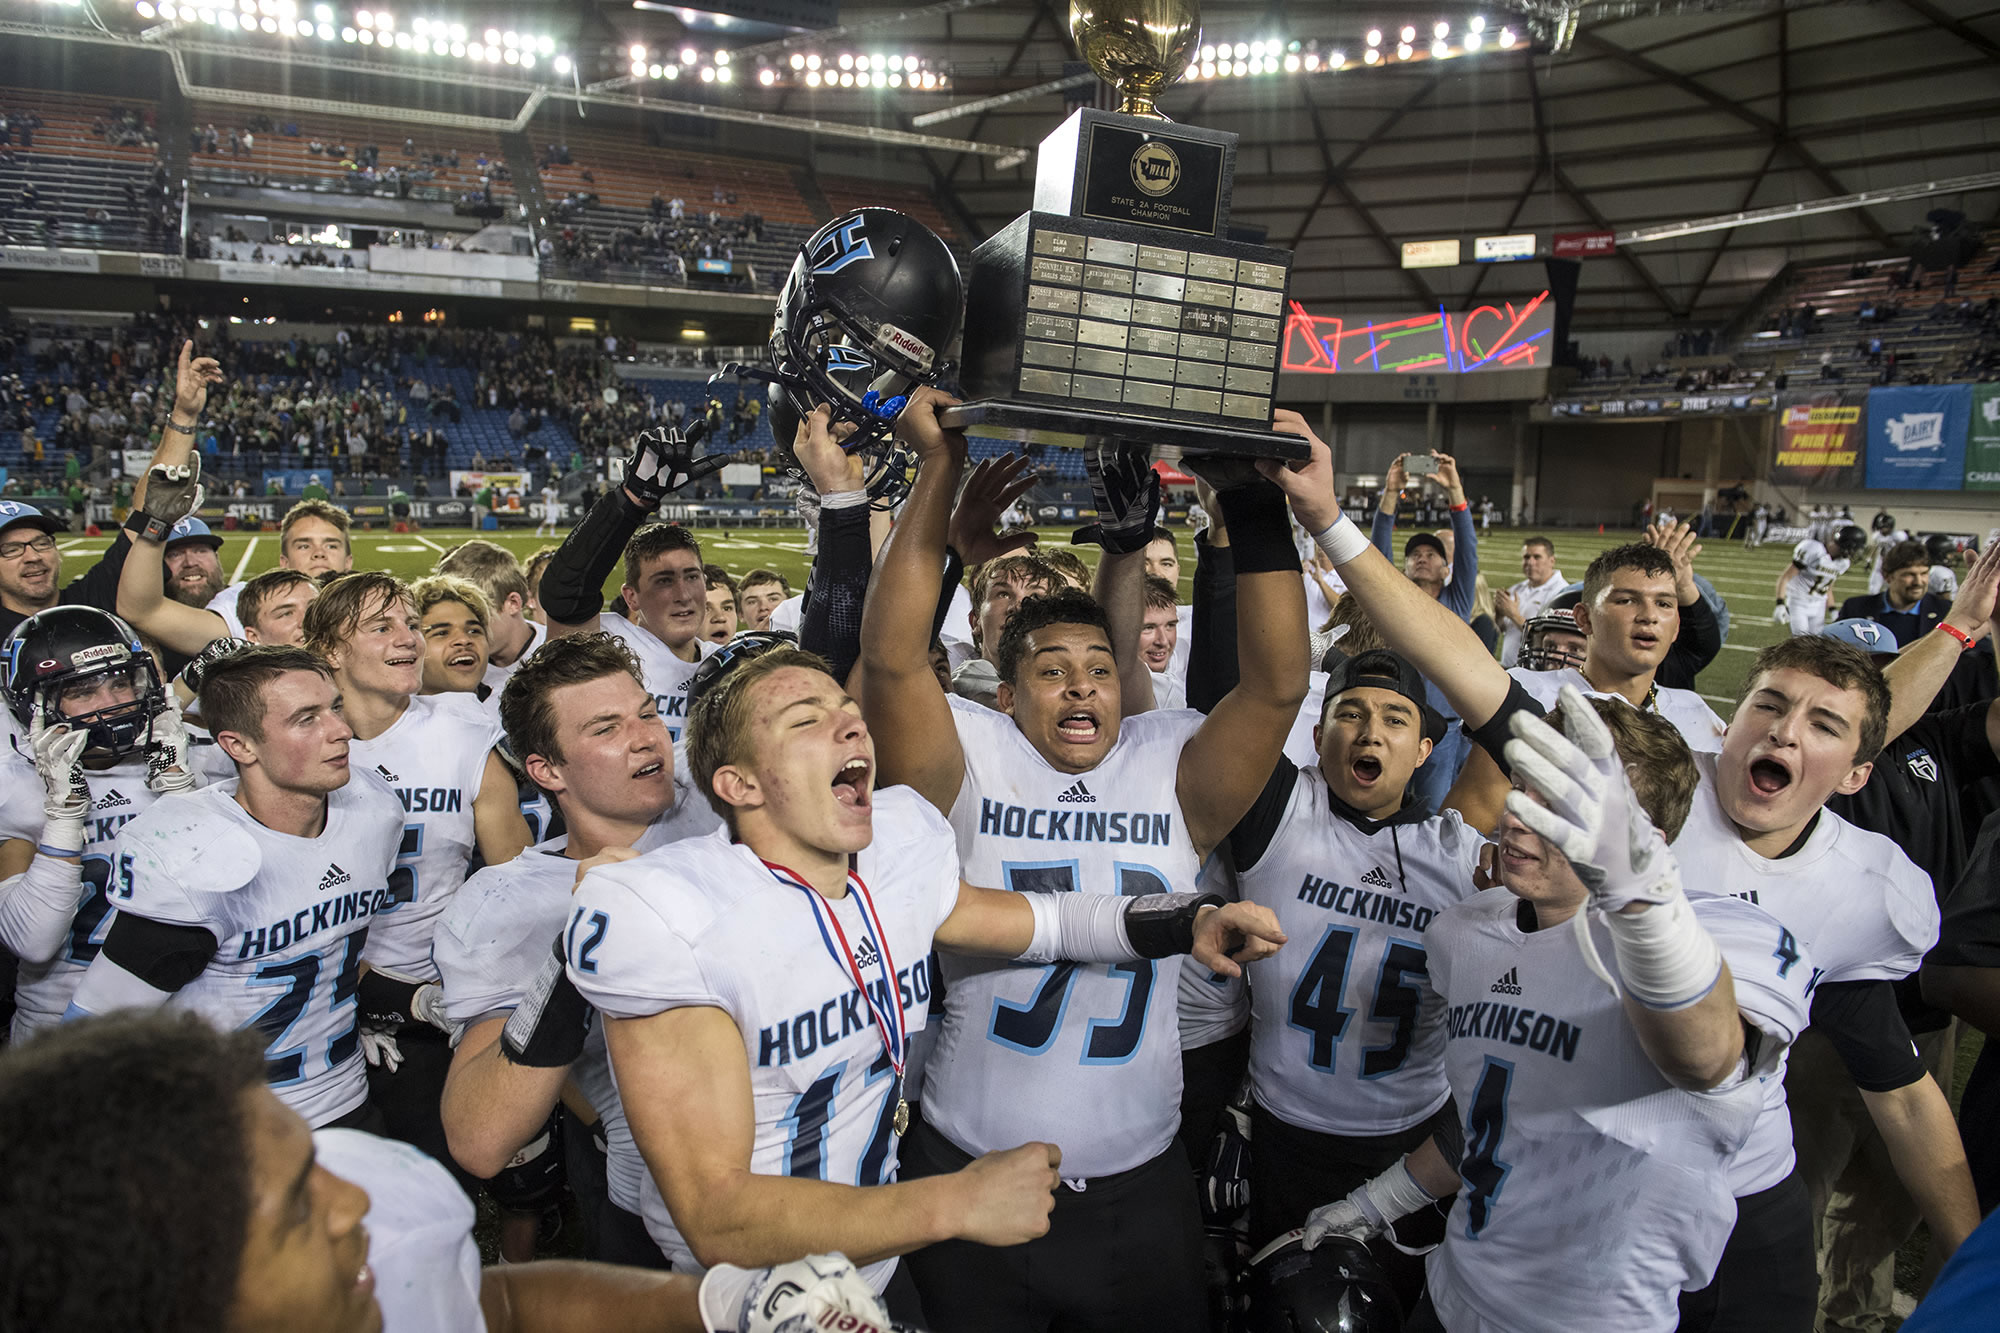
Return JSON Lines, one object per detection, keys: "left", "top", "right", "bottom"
{"left": 1865, "top": 384, "right": 1969, "bottom": 490}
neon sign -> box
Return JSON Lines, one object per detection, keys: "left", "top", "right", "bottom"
{"left": 1281, "top": 293, "right": 1553, "bottom": 374}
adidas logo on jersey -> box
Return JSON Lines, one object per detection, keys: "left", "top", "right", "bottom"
{"left": 93, "top": 788, "right": 132, "bottom": 810}
{"left": 375, "top": 764, "right": 400, "bottom": 783}
{"left": 852, "top": 935, "right": 880, "bottom": 971}
{"left": 1359, "top": 865, "right": 1394, "bottom": 891}
{"left": 1490, "top": 967, "right": 1523, "bottom": 996}
{"left": 1056, "top": 780, "right": 1095, "bottom": 804}
{"left": 317, "top": 864, "right": 351, "bottom": 892}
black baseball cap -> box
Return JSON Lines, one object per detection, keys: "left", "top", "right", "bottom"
{"left": 1403, "top": 532, "right": 1447, "bottom": 563}
{"left": 1323, "top": 647, "right": 1446, "bottom": 744}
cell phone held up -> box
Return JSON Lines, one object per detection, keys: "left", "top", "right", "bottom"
{"left": 1403, "top": 452, "right": 1440, "bottom": 478}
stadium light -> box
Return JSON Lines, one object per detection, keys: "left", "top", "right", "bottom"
{"left": 1469, "top": 15, "right": 1486, "bottom": 32}
{"left": 136, "top": 1, "right": 155, "bottom": 16}
{"left": 553, "top": 53, "right": 570, "bottom": 73}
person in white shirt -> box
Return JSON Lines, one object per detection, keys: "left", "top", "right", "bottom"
{"left": 0, "top": 1007, "right": 907, "bottom": 1333}
{"left": 1494, "top": 536, "right": 1567, "bottom": 667}
{"left": 1775, "top": 526, "right": 1864, "bottom": 637}
{"left": 206, "top": 499, "right": 355, "bottom": 636}
{"left": 437, "top": 632, "right": 721, "bottom": 1267}
{"left": 566, "top": 638, "right": 1281, "bottom": 1309}
{"left": 857, "top": 389, "right": 1310, "bottom": 1331}
{"left": 1299, "top": 688, "right": 1809, "bottom": 1333}
{"left": 437, "top": 540, "right": 547, "bottom": 693}
{"left": 535, "top": 484, "right": 561, "bottom": 538}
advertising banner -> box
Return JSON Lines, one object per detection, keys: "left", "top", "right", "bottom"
{"left": 450, "top": 471, "right": 532, "bottom": 510}
{"left": 1967, "top": 384, "right": 2000, "bottom": 491}
{"left": 1771, "top": 392, "right": 1866, "bottom": 487}
{"left": 1865, "top": 384, "right": 1970, "bottom": 490}
{"left": 1552, "top": 231, "right": 1616, "bottom": 258}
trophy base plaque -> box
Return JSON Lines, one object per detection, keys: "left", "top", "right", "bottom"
{"left": 957, "top": 210, "right": 1293, "bottom": 455}
{"left": 939, "top": 399, "right": 1307, "bottom": 460}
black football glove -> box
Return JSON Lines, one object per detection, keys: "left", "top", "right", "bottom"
{"left": 181, "top": 636, "right": 249, "bottom": 693}
{"left": 624, "top": 420, "right": 728, "bottom": 510}
{"left": 1200, "top": 1103, "right": 1252, "bottom": 1225}
{"left": 1071, "top": 443, "right": 1160, "bottom": 555}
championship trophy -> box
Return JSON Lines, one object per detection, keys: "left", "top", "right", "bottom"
{"left": 942, "top": 0, "right": 1305, "bottom": 462}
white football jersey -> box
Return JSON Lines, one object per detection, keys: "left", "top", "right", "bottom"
{"left": 1499, "top": 572, "right": 1569, "bottom": 668}
{"left": 435, "top": 778, "right": 720, "bottom": 1215}
{"left": 0, "top": 753, "right": 167, "bottom": 1037}
{"left": 313, "top": 1129, "right": 485, "bottom": 1333}
{"left": 1930, "top": 565, "right": 1959, "bottom": 598}
{"left": 1787, "top": 538, "right": 1850, "bottom": 601}
{"left": 1422, "top": 891, "right": 1811, "bottom": 1333}
{"left": 206, "top": 579, "right": 246, "bottom": 637}
{"left": 1675, "top": 752, "right": 1938, "bottom": 1195}
{"left": 103, "top": 771, "right": 407, "bottom": 1126}
{"left": 1241, "top": 767, "right": 1481, "bottom": 1136}
{"left": 349, "top": 694, "right": 504, "bottom": 980}
{"left": 568, "top": 786, "right": 960, "bottom": 1288}
{"left": 1177, "top": 847, "right": 1248, "bottom": 1050}
{"left": 483, "top": 619, "right": 545, "bottom": 695}
{"left": 928, "top": 697, "right": 1204, "bottom": 1179}
{"left": 1510, "top": 666, "right": 1727, "bottom": 754}
{"left": 599, "top": 612, "right": 718, "bottom": 742}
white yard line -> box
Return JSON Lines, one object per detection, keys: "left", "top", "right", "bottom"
{"left": 410, "top": 534, "right": 448, "bottom": 555}
{"left": 229, "top": 535, "right": 260, "bottom": 583}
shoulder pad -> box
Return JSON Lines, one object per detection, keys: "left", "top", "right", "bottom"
{"left": 123, "top": 794, "right": 263, "bottom": 894}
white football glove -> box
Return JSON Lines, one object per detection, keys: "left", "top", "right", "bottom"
{"left": 1771, "top": 602, "right": 1789, "bottom": 626}
{"left": 698, "top": 1254, "right": 891, "bottom": 1333}
{"left": 1301, "top": 1159, "right": 1436, "bottom": 1251}
{"left": 144, "top": 690, "right": 197, "bottom": 794}
{"left": 29, "top": 717, "right": 91, "bottom": 856}
{"left": 358, "top": 1025, "right": 404, "bottom": 1072}
{"left": 1501, "top": 685, "right": 1681, "bottom": 916}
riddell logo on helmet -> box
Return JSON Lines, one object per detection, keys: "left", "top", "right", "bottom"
{"left": 68, "top": 644, "right": 127, "bottom": 668}
{"left": 876, "top": 323, "right": 934, "bottom": 372}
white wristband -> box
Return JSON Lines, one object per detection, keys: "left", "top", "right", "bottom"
{"left": 1311, "top": 514, "right": 1371, "bottom": 566}
{"left": 1019, "top": 889, "right": 1137, "bottom": 963}
{"left": 819, "top": 488, "right": 868, "bottom": 510}
{"left": 1603, "top": 892, "right": 1724, "bottom": 1011}
{"left": 1359, "top": 1158, "right": 1439, "bottom": 1227}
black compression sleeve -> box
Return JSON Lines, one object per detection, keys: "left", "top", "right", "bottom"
{"left": 538, "top": 487, "right": 653, "bottom": 626}
{"left": 800, "top": 501, "right": 871, "bottom": 684}
{"left": 1432, "top": 1097, "right": 1465, "bottom": 1170}
{"left": 1227, "top": 758, "right": 1300, "bottom": 871}
{"left": 1215, "top": 483, "right": 1297, "bottom": 575}
{"left": 1465, "top": 677, "right": 1546, "bottom": 772}
{"left": 501, "top": 937, "right": 594, "bottom": 1068}
{"left": 1811, "top": 979, "right": 1929, "bottom": 1092}
{"left": 99, "top": 914, "right": 219, "bottom": 993}
{"left": 1657, "top": 589, "right": 1721, "bottom": 690}
{"left": 933, "top": 547, "right": 966, "bottom": 644}
{"left": 1187, "top": 531, "right": 1239, "bottom": 714}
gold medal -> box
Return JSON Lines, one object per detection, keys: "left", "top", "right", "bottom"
{"left": 894, "top": 1098, "right": 911, "bottom": 1136}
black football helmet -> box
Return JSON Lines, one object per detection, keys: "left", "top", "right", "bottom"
{"left": 1872, "top": 511, "right": 1898, "bottom": 535}
{"left": 1925, "top": 533, "right": 1959, "bottom": 566}
{"left": 1241, "top": 1230, "right": 1403, "bottom": 1333}
{"left": 3, "top": 606, "right": 168, "bottom": 761}
{"left": 1519, "top": 588, "right": 1587, "bottom": 672}
{"left": 1833, "top": 524, "right": 1866, "bottom": 559}
{"left": 723, "top": 208, "right": 961, "bottom": 509}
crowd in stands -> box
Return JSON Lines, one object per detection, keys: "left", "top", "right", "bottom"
{"left": 541, "top": 180, "right": 767, "bottom": 287}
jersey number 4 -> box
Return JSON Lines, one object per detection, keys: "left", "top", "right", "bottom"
{"left": 986, "top": 861, "right": 1163, "bottom": 1065}
{"left": 247, "top": 933, "right": 365, "bottom": 1084}
{"left": 1288, "top": 925, "right": 1428, "bottom": 1078}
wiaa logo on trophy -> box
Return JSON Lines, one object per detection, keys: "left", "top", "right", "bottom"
{"left": 1129, "top": 139, "right": 1181, "bottom": 196}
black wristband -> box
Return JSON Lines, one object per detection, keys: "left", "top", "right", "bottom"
{"left": 1215, "top": 482, "right": 1297, "bottom": 575}
{"left": 538, "top": 487, "right": 653, "bottom": 626}
{"left": 357, "top": 968, "right": 426, "bottom": 1028}
{"left": 1123, "top": 892, "right": 1227, "bottom": 958}
{"left": 501, "top": 937, "right": 594, "bottom": 1068}
{"left": 123, "top": 509, "right": 170, "bottom": 543}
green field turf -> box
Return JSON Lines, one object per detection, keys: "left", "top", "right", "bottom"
{"left": 54, "top": 519, "right": 1831, "bottom": 708}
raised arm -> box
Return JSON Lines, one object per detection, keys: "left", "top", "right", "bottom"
{"left": 793, "top": 415, "right": 875, "bottom": 683}
{"left": 855, "top": 388, "right": 971, "bottom": 814}
{"left": 1881, "top": 542, "right": 2000, "bottom": 743}
{"left": 1174, "top": 443, "right": 1311, "bottom": 858}
{"left": 1437, "top": 472, "right": 1477, "bottom": 621}
{"left": 540, "top": 426, "right": 723, "bottom": 638}
{"left": 1072, "top": 444, "right": 1164, "bottom": 716}
{"left": 1259, "top": 417, "right": 1512, "bottom": 731}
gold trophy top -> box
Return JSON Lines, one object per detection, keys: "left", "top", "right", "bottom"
{"left": 1068, "top": 0, "right": 1199, "bottom": 120}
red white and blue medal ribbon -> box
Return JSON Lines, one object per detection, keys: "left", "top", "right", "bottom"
{"left": 763, "top": 859, "right": 911, "bottom": 1134}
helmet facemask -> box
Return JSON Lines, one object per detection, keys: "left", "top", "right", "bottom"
{"left": 35, "top": 657, "right": 166, "bottom": 766}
